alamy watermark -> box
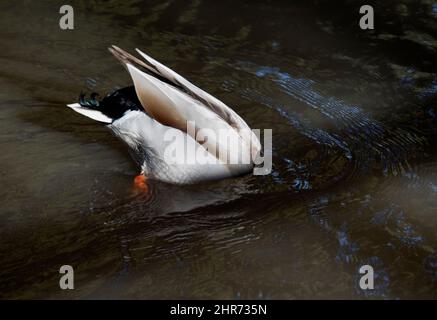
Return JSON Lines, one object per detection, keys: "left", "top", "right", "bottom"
{"left": 59, "top": 5, "right": 74, "bottom": 30}
{"left": 59, "top": 4, "right": 375, "bottom": 31}
{"left": 59, "top": 265, "right": 74, "bottom": 290}
{"left": 162, "top": 121, "right": 272, "bottom": 175}
{"left": 359, "top": 5, "right": 374, "bottom": 30}
{"left": 359, "top": 264, "right": 374, "bottom": 290}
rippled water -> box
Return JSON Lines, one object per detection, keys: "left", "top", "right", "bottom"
{"left": 1, "top": 0, "right": 437, "bottom": 299}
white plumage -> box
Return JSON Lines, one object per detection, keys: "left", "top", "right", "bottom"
{"left": 67, "top": 46, "right": 261, "bottom": 184}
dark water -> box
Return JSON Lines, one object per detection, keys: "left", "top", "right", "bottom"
{"left": 1, "top": 0, "right": 437, "bottom": 299}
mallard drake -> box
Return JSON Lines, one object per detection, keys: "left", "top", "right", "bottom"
{"left": 67, "top": 46, "right": 261, "bottom": 185}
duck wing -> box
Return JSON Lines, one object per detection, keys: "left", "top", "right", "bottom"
{"left": 109, "top": 46, "right": 260, "bottom": 155}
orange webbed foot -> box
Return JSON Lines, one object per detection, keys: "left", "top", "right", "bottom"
{"left": 133, "top": 174, "right": 149, "bottom": 193}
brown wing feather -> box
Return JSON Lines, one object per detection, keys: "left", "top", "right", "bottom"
{"left": 134, "top": 48, "right": 242, "bottom": 130}
{"left": 109, "top": 46, "right": 240, "bottom": 130}
{"left": 109, "top": 46, "right": 261, "bottom": 154}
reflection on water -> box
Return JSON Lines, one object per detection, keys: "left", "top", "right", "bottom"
{"left": 0, "top": 0, "right": 436, "bottom": 299}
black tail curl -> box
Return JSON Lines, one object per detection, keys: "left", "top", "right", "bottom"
{"left": 78, "top": 86, "right": 143, "bottom": 121}
{"left": 79, "top": 92, "right": 100, "bottom": 109}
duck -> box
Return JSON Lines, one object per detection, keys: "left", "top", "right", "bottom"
{"left": 67, "top": 46, "right": 261, "bottom": 185}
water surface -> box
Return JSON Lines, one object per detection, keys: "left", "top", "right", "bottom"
{"left": 1, "top": 0, "right": 437, "bottom": 299}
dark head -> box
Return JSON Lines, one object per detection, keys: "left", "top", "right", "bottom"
{"left": 68, "top": 86, "right": 143, "bottom": 123}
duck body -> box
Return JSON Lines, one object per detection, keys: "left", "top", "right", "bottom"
{"left": 68, "top": 46, "right": 260, "bottom": 185}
